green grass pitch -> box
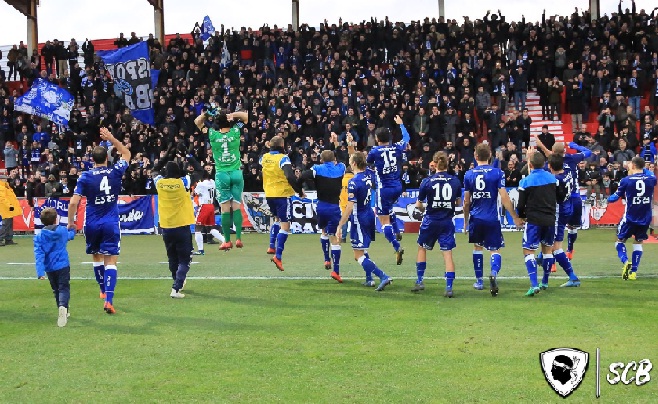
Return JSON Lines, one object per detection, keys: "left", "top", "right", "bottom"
{"left": 0, "top": 229, "right": 657, "bottom": 402}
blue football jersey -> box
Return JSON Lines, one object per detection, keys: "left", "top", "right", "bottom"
{"left": 366, "top": 124, "right": 410, "bottom": 187}
{"left": 613, "top": 172, "right": 656, "bottom": 226}
{"left": 555, "top": 170, "right": 573, "bottom": 217}
{"left": 347, "top": 171, "right": 374, "bottom": 217}
{"left": 464, "top": 165, "right": 504, "bottom": 222}
{"left": 74, "top": 160, "right": 128, "bottom": 225}
{"left": 418, "top": 172, "right": 462, "bottom": 221}
{"left": 564, "top": 152, "right": 587, "bottom": 196}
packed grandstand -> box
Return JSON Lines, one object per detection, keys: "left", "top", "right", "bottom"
{"left": 1, "top": 6, "right": 658, "bottom": 210}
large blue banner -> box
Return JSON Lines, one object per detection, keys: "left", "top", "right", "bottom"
{"left": 98, "top": 42, "right": 155, "bottom": 125}
{"left": 118, "top": 196, "right": 155, "bottom": 234}
{"left": 14, "top": 78, "right": 74, "bottom": 126}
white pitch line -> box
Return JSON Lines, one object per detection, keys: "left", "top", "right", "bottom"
{"left": 1, "top": 275, "right": 656, "bottom": 281}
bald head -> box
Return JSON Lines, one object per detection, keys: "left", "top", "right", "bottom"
{"left": 552, "top": 142, "right": 565, "bottom": 156}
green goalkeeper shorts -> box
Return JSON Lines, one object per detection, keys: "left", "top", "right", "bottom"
{"left": 215, "top": 170, "right": 244, "bottom": 204}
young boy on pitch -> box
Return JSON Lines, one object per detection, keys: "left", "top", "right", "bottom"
{"left": 34, "top": 208, "right": 76, "bottom": 327}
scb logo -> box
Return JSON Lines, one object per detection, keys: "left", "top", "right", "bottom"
{"left": 607, "top": 359, "right": 652, "bottom": 386}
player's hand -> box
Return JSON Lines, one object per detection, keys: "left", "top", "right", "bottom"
{"left": 336, "top": 227, "right": 342, "bottom": 241}
{"left": 99, "top": 127, "right": 114, "bottom": 141}
{"left": 346, "top": 133, "right": 353, "bottom": 144}
{"left": 299, "top": 191, "right": 306, "bottom": 199}
{"left": 226, "top": 113, "right": 234, "bottom": 121}
{"left": 67, "top": 224, "right": 76, "bottom": 231}
{"left": 38, "top": 276, "right": 46, "bottom": 280}
{"left": 394, "top": 115, "right": 403, "bottom": 125}
{"left": 463, "top": 222, "right": 468, "bottom": 234}
{"left": 513, "top": 217, "right": 525, "bottom": 229}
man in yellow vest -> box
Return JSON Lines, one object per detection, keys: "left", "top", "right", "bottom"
{"left": 155, "top": 162, "right": 196, "bottom": 298}
{"left": 0, "top": 176, "right": 20, "bottom": 246}
{"left": 260, "top": 135, "right": 304, "bottom": 271}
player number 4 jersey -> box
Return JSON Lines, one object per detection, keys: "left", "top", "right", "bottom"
{"left": 74, "top": 160, "right": 128, "bottom": 224}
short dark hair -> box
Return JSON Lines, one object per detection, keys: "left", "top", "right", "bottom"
{"left": 213, "top": 110, "right": 231, "bottom": 129}
{"left": 548, "top": 153, "right": 564, "bottom": 172}
{"left": 320, "top": 150, "right": 335, "bottom": 163}
{"left": 632, "top": 156, "right": 645, "bottom": 170}
{"left": 92, "top": 146, "right": 108, "bottom": 164}
{"left": 40, "top": 208, "right": 58, "bottom": 226}
{"left": 375, "top": 127, "right": 390, "bottom": 143}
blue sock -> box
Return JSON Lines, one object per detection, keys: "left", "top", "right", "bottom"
{"left": 360, "top": 256, "right": 385, "bottom": 280}
{"left": 331, "top": 245, "right": 341, "bottom": 274}
{"left": 554, "top": 249, "right": 577, "bottom": 280}
{"left": 416, "top": 261, "right": 426, "bottom": 283}
{"left": 524, "top": 254, "right": 538, "bottom": 288}
{"left": 390, "top": 214, "right": 400, "bottom": 235}
{"left": 275, "top": 230, "right": 288, "bottom": 260}
{"left": 567, "top": 230, "right": 578, "bottom": 252}
{"left": 93, "top": 262, "right": 105, "bottom": 292}
{"left": 473, "top": 251, "right": 484, "bottom": 282}
{"left": 104, "top": 266, "right": 118, "bottom": 304}
{"left": 632, "top": 245, "right": 642, "bottom": 273}
{"left": 491, "top": 253, "right": 502, "bottom": 277}
{"left": 383, "top": 224, "right": 401, "bottom": 252}
{"left": 364, "top": 252, "right": 370, "bottom": 260}
{"left": 541, "top": 254, "right": 554, "bottom": 285}
{"left": 536, "top": 252, "right": 543, "bottom": 265}
{"left": 616, "top": 242, "right": 628, "bottom": 264}
{"left": 320, "top": 235, "right": 330, "bottom": 262}
{"left": 445, "top": 271, "right": 455, "bottom": 290}
{"left": 269, "top": 222, "right": 280, "bottom": 249}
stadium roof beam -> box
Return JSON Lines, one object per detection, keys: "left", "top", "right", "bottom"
{"left": 146, "top": 0, "right": 165, "bottom": 45}
{"left": 3, "top": 0, "right": 38, "bottom": 54}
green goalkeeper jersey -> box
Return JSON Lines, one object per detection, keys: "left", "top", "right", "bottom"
{"left": 209, "top": 126, "right": 241, "bottom": 172}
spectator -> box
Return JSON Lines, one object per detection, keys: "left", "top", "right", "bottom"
{"left": 504, "top": 160, "right": 522, "bottom": 187}
{"left": 4, "top": 141, "right": 19, "bottom": 171}
{"left": 613, "top": 139, "right": 635, "bottom": 163}
{"left": 0, "top": 176, "right": 20, "bottom": 246}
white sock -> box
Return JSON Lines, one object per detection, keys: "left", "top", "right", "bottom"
{"left": 194, "top": 232, "right": 204, "bottom": 251}
{"left": 210, "top": 229, "right": 225, "bottom": 243}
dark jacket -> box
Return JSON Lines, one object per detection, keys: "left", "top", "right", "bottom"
{"left": 517, "top": 168, "right": 564, "bottom": 227}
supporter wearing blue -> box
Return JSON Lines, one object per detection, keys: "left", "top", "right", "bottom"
{"left": 463, "top": 143, "right": 522, "bottom": 297}
{"left": 337, "top": 152, "right": 392, "bottom": 292}
{"left": 366, "top": 115, "right": 409, "bottom": 265}
{"left": 546, "top": 154, "right": 581, "bottom": 288}
{"left": 34, "top": 208, "right": 76, "bottom": 327}
{"left": 298, "top": 149, "right": 346, "bottom": 283}
{"left": 413, "top": 152, "right": 462, "bottom": 298}
{"left": 517, "top": 148, "right": 565, "bottom": 297}
{"left": 68, "top": 128, "right": 130, "bottom": 315}
{"left": 608, "top": 156, "right": 657, "bottom": 280}
{"left": 536, "top": 139, "right": 591, "bottom": 259}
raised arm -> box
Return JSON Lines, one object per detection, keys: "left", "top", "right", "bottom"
{"left": 194, "top": 113, "right": 208, "bottom": 131}
{"left": 100, "top": 127, "right": 130, "bottom": 162}
{"left": 568, "top": 142, "right": 592, "bottom": 158}
{"left": 228, "top": 111, "right": 249, "bottom": 123}
{"left": 394, "top": 115, "right": 410, "bottom": 145}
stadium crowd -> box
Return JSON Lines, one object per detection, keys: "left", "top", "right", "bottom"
{"left": 1, "top": 3, "right": 658, "bottom": 204}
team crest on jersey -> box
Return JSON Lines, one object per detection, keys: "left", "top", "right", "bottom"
{"left": 540, "top": 348, "right": 589, "bottom": 398}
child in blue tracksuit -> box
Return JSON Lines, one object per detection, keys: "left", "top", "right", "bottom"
{"left": 33, "top": 208, "right": 75, "bottom": 327}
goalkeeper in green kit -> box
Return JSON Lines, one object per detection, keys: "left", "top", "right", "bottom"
{"left": 195, "top": 107, "right": 248, "bottom": 250}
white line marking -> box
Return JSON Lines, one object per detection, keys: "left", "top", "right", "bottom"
{"left": 1, "top": 275, "right": 656, "bottom": 281}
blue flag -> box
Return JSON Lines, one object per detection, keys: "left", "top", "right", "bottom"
{"left": 98, "top": 42, "right": 155, "bottom": 125}
{"left": 14, "top": 78, "right": 74, "bottom": 126}
{"left": 201, "top": 15, "right": 215, "bottom": 41}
